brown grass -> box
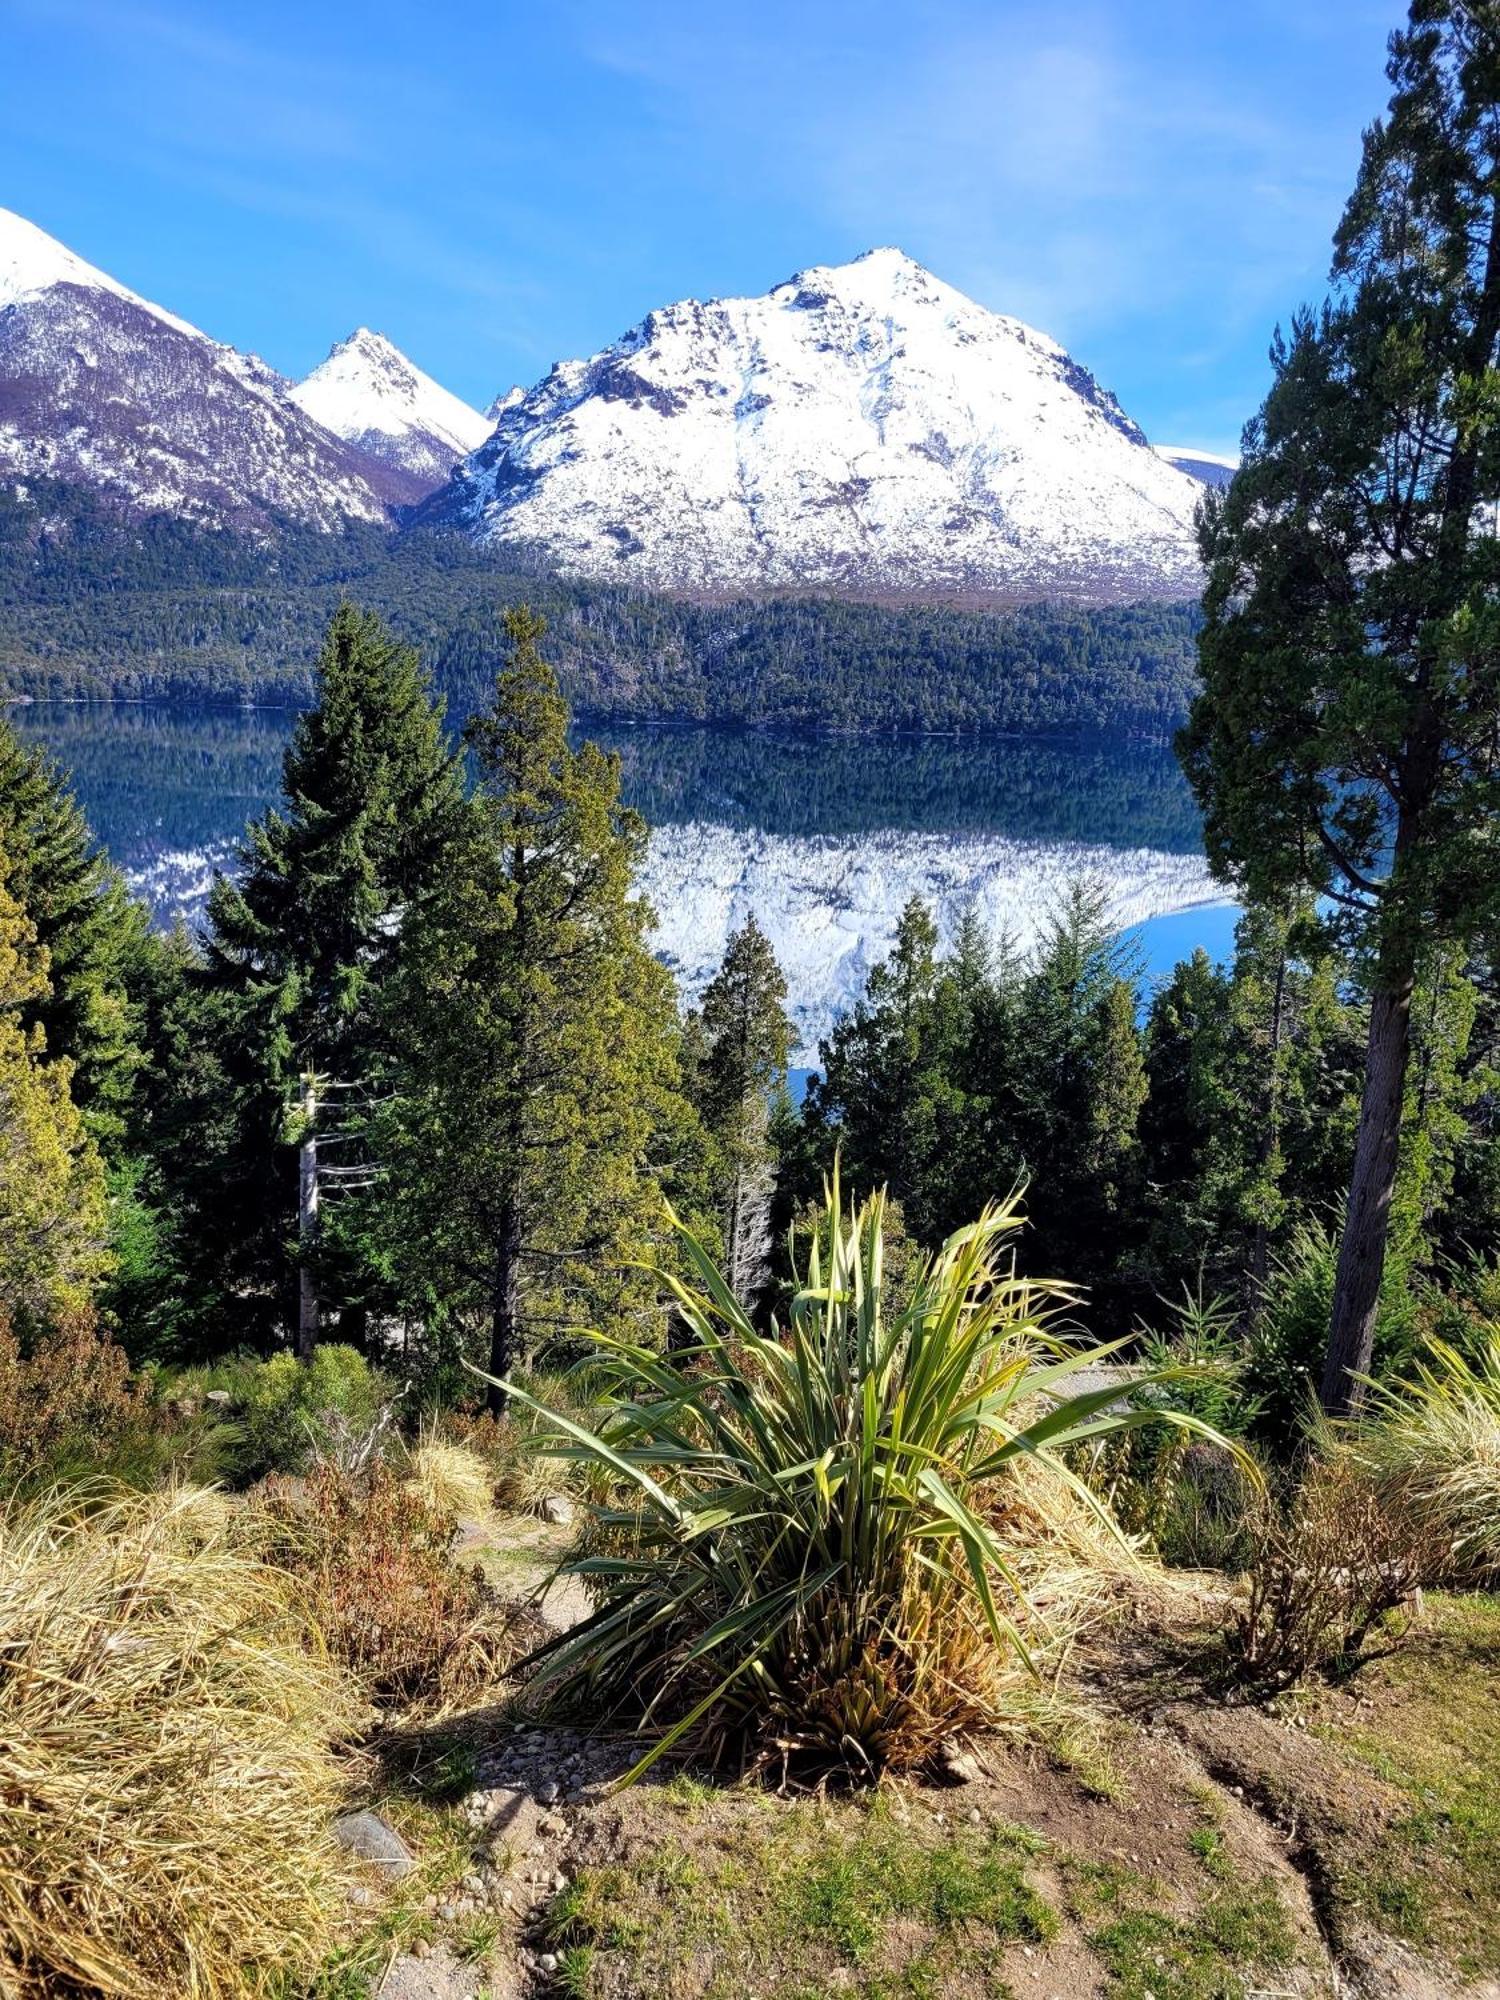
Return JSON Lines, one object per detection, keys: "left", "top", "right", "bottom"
{"left": 0, "top": 1482, "right": 362, "bottom": 1999}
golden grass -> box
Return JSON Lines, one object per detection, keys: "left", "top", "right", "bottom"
{"left": 401, "top": 1433, "right": 496, "bottom": 1521}
{"left": 0, "top": 1482, "right": 365, "bottom": 1998}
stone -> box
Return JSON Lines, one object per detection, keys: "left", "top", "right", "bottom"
{"left": 540, "top": 1493, "right": 575, "bottom": 1526}
{"left": 934, "top": 1742, "right": 984, "bottom": 1786}
{"left": 333, "top": 1810, "right": 415, "bottom": 1879}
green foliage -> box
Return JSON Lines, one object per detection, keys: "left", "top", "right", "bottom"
{"left": 234, "top": 1344, "right": 391, "bottom": 1479}
{"left": 1342, "top": 1330, "right": 1500, "bottom": 1579}
{"left": 794, "top": 882, "right": 1150, "bottom": 1315}
{"left": 1182, "top": 6, "right": 1500, "bottom": 1408}
{"left": 0, "top": 849, "right": 112, "bottom": 1324}
{"left": 506, "top": 1182, "right": 1235, "bottom": 1778}
{"left": 373, "top": 606, "right": 701, "bottom": 1400}
{"left": 687, "top": 915, "right": 794, "bottom": 1306}
{"left": 179, "top": 604, "right": 465, "bottom": 1347}
{"left": 0, "top": 716, "right": 143, "bottom": 1153}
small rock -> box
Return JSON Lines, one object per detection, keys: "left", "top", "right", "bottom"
{"left": 540, "top": 1493, "right": 575, "bottom": 1526}
{"left": 934, "top": 1740, "right": 983, "bottom": 1786}
{"left": 333, "top": 1810, "right": 415, "bottom": 1880}
{"left": 539, "top": 1954, "right": 559, "bottom": 1974}
{"left": 539, "top": 1781, "right": 560, "bottom": 1806}
{"left": 204, "top": 1388, "right": 232, "bottom": 1406}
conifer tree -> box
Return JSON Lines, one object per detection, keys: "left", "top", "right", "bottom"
{"left": 195, "top": 604, "right": 464, "bottom": 1344}
{"left": 380, "top": 607, "right": 690, "bottom": 1408}
{"left": 0, "top": 845, "right": 111, "bottom": 1324}
{"left": 1183, "top": 3, "right": 1500, "bottom": 1410}
{"left": 690, "top": 915, "right": 793, "bottom": 1305}
{"left": 0, "top": 719, "right": 142, "bottom": 1152}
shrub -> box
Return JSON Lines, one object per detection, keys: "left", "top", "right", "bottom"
{"left": 1227, "top": 1456, "right": 1439, "bottom": 1688}
{"left": 503, "top": 1184, "right": 1239, "bottom": 1780}
{"left": 0, "top": 1482, "right": 361, "bottom": 1998}
{"left": 1095, "top": 1288, "right": 1262, "bottom": 1567}
{"left": 1340, "top": 1332, "right": 1500, "bottom": 1582}
{"left": 235, "top": 1343, "right": 391, "bottom": 1479}
{"left": 257, "top": 1457, "right": 524, "bottom": 1714}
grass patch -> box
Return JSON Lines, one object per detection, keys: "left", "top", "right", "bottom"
{"left": 543, "top": 1796, "right": 1056, "bottom": 1998}
{"left": 1319, "top": 1590, "right": 1500, "bottom": 1977}
{"left": 1088, "top": 1880, "right": 1296, "bottom": 2000}
{"left": 1061, "top": 1854, "right": 1297, "bottom": 2000}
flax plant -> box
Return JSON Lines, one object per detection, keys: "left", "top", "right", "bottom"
{"left": 496, "top": 1180, "right": 1237, "bottom": 1777}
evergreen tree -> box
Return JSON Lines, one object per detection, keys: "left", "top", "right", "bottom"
{"left": 800, "top": 898, "right": 973, "bottom": 1242}
{"left": 690, "top": 915, "right": 793, "bottom": 1306}
{"left": 0, "top": 718, "right": 142, "bottom": 1152}
{"left": 194, "top": 604, "right": 464, "bottom": 1345}
{"left": 0, "top": 845, "right": 111, "bottom": 1325}
{"left": 1183, "top": 3, "right": 1500, "bottom": 1410}
{"left": 379, "top": 607, "right": 692, "bottom": 1409}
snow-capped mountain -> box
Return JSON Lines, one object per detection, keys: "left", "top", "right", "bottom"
{"left": 290, "top": 328, "right": 491, "bottom": 490}
{"left": 0, "top": 208, "right": 413, "bottom": 529}
{"left": 1154, "top": 445, "right": 1238, "bottom": 492}
{"left": 425, "top": 247, "right": 1206, "bottom": 603}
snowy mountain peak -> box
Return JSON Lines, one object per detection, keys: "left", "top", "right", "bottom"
{"left": 0, "top": 205, "right": 197, "bottom": 338}
{"left": 425, "top": 251, "right": 1203, "bottom": 603}
{"left": 290, "top": 328, "right": 490, "bottom": 487}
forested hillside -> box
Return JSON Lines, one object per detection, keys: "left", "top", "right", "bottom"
{"left": 0, "top": 478, "right": 1200, "bottom": 733}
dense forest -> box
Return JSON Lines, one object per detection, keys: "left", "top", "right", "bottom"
{"left": 0, "top": 477, "right": 1201, "bottom": 734}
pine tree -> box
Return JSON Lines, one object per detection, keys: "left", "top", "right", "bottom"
{"left": 0, "top": 844, "right": 111, "bottom": 1325}
{"left": 0, "top": 718, "right": 143, "bottom": 1153}
{"left": 380, "top": 607, "right": 692, "bottom": 1409}
{"left": 195, "top": 604, "right": 464, "bottom": 1345}
{"left": 691, "top": 915, "right": 792, "bottom": 1306}
{"left": 1183, "top": 3, "right": 1500, "bottom": 1410}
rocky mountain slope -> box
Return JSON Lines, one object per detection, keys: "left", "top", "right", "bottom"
{"left": 423, "top": 247, "right": 1206, "bottom": 603}
{"left": 289, "top": 328, "right": 491, "bottom": 489}
{"left": 0, "top": 208, "right": 416, "bottom": 529}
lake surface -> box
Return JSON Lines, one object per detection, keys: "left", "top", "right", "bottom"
{"left": 9, "top": 703, "right": 1237, "bottom": 1057}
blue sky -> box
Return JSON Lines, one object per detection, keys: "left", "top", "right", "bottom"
{"left": 2, "top": 0, "right": 1397, "bottom": 454}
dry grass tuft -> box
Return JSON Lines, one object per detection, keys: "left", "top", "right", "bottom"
{"left": 1341, "top": 1334, "right": 1500, "bottom": 1582}
{"left": 0, "top": 1482, "right": 362, "bottom": 1999}
{"left": 402, "top": 1432, "right": 495, "bottom": 1521}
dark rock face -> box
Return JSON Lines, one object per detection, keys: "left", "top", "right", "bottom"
{"left": 0, "top": 284, "right": 415, "bottom": 530}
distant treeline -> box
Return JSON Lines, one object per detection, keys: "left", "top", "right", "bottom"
{"left": 0, "top": 478, "right": 1201, "bottom": 735}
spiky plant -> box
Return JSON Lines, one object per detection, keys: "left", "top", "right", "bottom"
{"left": 1341, "top": 1333, "right": 1500, "bottom": 1580}
{"left": 496, "top": 1183, "right": 1238, "bottom": 1779}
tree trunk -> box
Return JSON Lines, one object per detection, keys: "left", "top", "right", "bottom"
{"left": 486, "top": 1188, "right": 523, "bottom": 1416}
{"left": 296, "top": 1074, "right": 319, "bottom": 1362}
{"left": 1321, "top": 968, "right": 1415, "bottom": 1416}
{"left": 1250, "top": 945, "right": 1289, "bottom": 1293}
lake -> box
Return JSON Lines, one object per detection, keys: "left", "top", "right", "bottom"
{"left": 8, "top": 703, "right": 1238, "bottom": 1058}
